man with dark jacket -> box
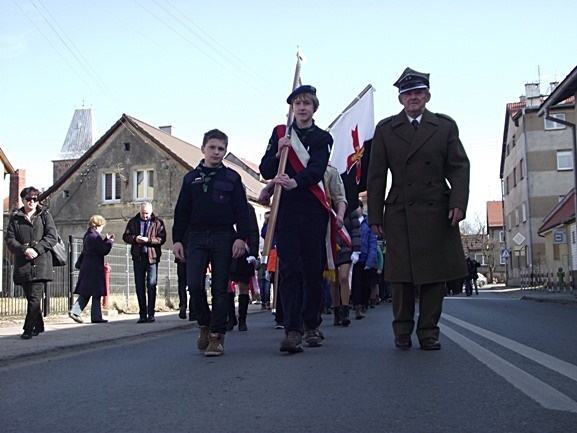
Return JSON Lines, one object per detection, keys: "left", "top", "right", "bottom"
{"left": 122, "top": 202, "right": 167, "bottom": 323}
{"left": 367, "top": 67, "right": 470, "bottom": 351}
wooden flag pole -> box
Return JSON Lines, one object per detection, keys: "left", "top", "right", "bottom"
{"left": 261, "top": 48, "right": 303, "bottom": 263}
{"left": 327, "top": 84, "right": 374, "bottom": 131}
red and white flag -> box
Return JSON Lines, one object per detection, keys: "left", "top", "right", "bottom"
{"left": 328, "top": 85, "right": 375, "bottom": 199}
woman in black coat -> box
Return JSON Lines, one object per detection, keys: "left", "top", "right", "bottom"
{"left": 69, "top": 215, "right": 114, "bottom": 324}
{"left": 5, "top": 186, "right": 58, "bottom": 339}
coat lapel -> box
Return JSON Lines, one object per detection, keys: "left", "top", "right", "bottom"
{"left": 405, "top": 109, "right": 438, "bottom": 161}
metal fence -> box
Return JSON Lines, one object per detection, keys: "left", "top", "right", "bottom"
{"left": 509, "top": 266, "right": 575, "bottom": 293}
{"left": 1, "top": 237, "right": 186, "bottom": 318}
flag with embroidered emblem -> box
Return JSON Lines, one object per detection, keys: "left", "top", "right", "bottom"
{"left": 328, "top": 85, "right": 375, "bottom": 211}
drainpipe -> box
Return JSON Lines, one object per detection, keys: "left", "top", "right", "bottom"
{"left": 544, "top": 110, "right": 577, "bottom": 291}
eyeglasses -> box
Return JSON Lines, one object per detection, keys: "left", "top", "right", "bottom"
{"left": 24, "top": 196, "right": 38, "bottom": 202}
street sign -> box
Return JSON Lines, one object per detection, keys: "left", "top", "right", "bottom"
{"left": 553, "top": 229, "right": 567, "bottom": 244}
{"left": 501, "top": 249, "right": 511, "bottom": 259}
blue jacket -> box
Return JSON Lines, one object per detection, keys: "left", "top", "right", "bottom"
{"left": 359, "top": 214, "right": 377, "bottom": 269}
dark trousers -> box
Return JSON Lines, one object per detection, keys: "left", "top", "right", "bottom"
{"left": 187, "top": 231, "right": 233, "bottom": 334}
{"left": 276, "top": 210, "right": 328, "bottom": 334}
{"left": 23, "top": 281, "right": 44, "bottom": 333}
{"left": 133, "top": 258, "right": 158, "bottom": 319}
{"left": 351, "top": 262, "right": 372, "bottom": 306}
{"left": 77, "top": 294, "right": 103, "bottom": 321}
{"left": 391, "top": 282, "right": 446, "bottom": 342}
{"left": 258, "top": 276, "right": 271, "bottom": 304}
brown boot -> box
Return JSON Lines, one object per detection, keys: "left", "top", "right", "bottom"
{"left": 205, "top": 333, "right": 225, "bottom": 356}
{"left": 197, "top": 325, "right": 209, "bottom": 351}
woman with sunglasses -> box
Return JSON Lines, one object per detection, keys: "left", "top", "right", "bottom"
{"left": 5, "top": 186, "right": 58, "bottom": 339}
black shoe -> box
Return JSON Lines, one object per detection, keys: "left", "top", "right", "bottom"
{"left": 148, "top": 316, "right": 155, "bottom": 323}
{"left": 226, "top": 316, "right": 238, "bottom": 331}
{"left": 20, "top": 332, "right": 33, "bottom": 340}
{"left": 394, "top": 335, "right": 412, "bottom": 349}
{"left": 32, "top": 329, "right": 44, "bottom": 336}
{"left": 238, "top": 318, "right": 247, "bottom": 331}
{"left": 420, "top": 337, "right": 441, "bottom": 350}
{"left": 91, "top": 319, "right": 108, "bottom": 324}
{"left": 179, "top": 307, "right": 187, "bottom": 319}
{"left": 137, "top": 318, "right": 148, "bottom": 323}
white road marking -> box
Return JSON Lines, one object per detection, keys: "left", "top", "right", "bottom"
{"left": 443, "top": 314, "right": 577, "bottom": 382}
{"left": 442, "top": 325, "right": 577, "bottom": 413}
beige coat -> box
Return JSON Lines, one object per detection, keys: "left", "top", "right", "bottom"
{"left": 367, "top": 109, "right": 470, "bottom": 284}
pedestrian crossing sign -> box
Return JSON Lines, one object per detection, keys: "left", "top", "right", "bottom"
{"left": 501, "top": 249, "right": 511, "bottom": 259}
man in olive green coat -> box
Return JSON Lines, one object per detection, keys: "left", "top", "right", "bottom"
{"left": 367, "top": 67, "right": 470, "bottom": 351}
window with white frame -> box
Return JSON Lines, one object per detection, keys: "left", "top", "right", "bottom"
{"left": 499, "top": 230, "right": 505, "bottom": 243}
{"left": 521, "top": 202, "right": 527, "bottom": 222}
{"left": 515, "top": 208, "right": 519, "bottom": 226}
{"left": 545, "top": 113, "right": 566, "bottom": 130}
{"left": 557, "top": 150, "right": 573, "bottom": 171}
{"left": 474, "top": 253, "right": 486, "bottom": 266}
{"left": 103, "top": 172, "right": 121, "bottom": 202}
{"left": 134, "top": 169, "right": 154, "bottom": 200}
{"left": 500, "top": 253, "right": 507, "bottom": 265}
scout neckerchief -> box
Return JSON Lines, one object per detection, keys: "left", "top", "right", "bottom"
{"left": 196, "top": 159, "right": 223, "bottom": 193}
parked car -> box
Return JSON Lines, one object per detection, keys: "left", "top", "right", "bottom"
{"left": 477, "top": 273, "right": 487, "bottom": 287}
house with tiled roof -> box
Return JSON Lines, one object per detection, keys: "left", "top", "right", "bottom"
{"left": 486, "top": 200, "right": 505, "bottom": 282}
{"left": 537, "top": 189, "right": 575, "bottom": 276}
{"left": 39, "top": 113, "right": 267, "bottom": 246}
{"left": 500, "top": 76, "right": 576, "bottom": 286}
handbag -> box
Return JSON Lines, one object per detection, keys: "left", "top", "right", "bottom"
{"left": 74, "top": 252, "right": 84, "bottom": 270}
{"left": 51, "top": 236, "right": 67, "bottom": 267}
{"left": 40, "top": 210, "right": 67, "bottom": 267}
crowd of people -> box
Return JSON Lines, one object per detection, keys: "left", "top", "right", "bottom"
{"left": 6, "top": 66, "right": 471, "bottom": 356}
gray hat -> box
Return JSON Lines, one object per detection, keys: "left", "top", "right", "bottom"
{"left": 394, "top": 67, "right": 430, "bottom": 94}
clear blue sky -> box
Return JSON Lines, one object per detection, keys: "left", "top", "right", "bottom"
{"left": 1, "top": 0, "right": 575, "bottom": 223}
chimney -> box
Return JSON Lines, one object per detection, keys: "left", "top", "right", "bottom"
{"left": 525, "top": 82, "right": 541, "bottom": 108}
{"left": 9, "top": 169, "right": 26, "bottom": 211}
{"left": 159, "top": 125, "right": 174, "bottom": 135}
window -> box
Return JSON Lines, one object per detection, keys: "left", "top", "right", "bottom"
{"left": 507, "top": 214, "right": 511, "bottom": 231}
{"left": 513, "top": 168, "right": 517, "bottom": 187}
{"left": 499, "top": 231, "right": 505, "bottom": 243}
{"left": 474, "top": 253, "right": 486, "bottom": 266}
{"left": 62, "top": 190, "right": 69, "bottom": 198}
{"left": 134, "top": 169, "right": 154, "bottom": 200}
{"left": 506, "top": 176, "right": 510, "bottom": 194}
{"left": 519, "top": 158, "right": 524, "bottom": 180}
{"left": 515, "top": 208, "right": 519, "bottom": 226}
{"left": 545, "top": 113, "right": 566, "bottom": 130}
{"left": 500, "top": 253, "right": 507, "bottom": 265}
{"left": 522, "top": 203, "right": 527, "bottom": 223}
{"left": 557, "top": 150, "right": 573, "bottom": 171}
{"left": 103, "top": 172, "right": 121, "bottom": 202}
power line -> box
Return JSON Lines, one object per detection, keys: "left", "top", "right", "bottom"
{"left": 29, "top": 0, "right": 107, "bottom": 93}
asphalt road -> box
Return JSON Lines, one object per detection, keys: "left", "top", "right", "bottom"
{"left": 1, "top": 289, "right": 576, "bottom": 433}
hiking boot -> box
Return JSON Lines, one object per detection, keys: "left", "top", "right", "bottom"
{"left": 333, "top": 306, "right": 342, "bottom": 326}
{"left": 340, "top": 305, "right": 351, "bottom": 327}
{"left": 205, "top": 333, "right": 225, "bottom": 357}
{"left": 197, "top": 325, "right": 209, "bottom": 351}
{"left": 238, "top": 317, "right": 247, "bottom": 331}
{"left": 304, "top": 328, "right": 323, "bottom": 347}
{"left": 280, "top": 331, "right": 303, "bottom": 353}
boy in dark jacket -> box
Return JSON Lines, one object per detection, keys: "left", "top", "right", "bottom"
{"left": 172, "top": 129, "right": 250, "bottom": 357}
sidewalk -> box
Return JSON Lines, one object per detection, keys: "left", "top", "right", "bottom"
{"left": 487, "top": 284, "right": 577, "bottom": 305}
{"left": 0, "top": 303, "right": 267, "bottom": 366}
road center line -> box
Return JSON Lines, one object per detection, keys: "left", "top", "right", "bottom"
{"left": 443, "top": 314, "right": 577, "bottom": 383}
{"left": 442, "top": 325, "right": 577, "bottom": 413}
